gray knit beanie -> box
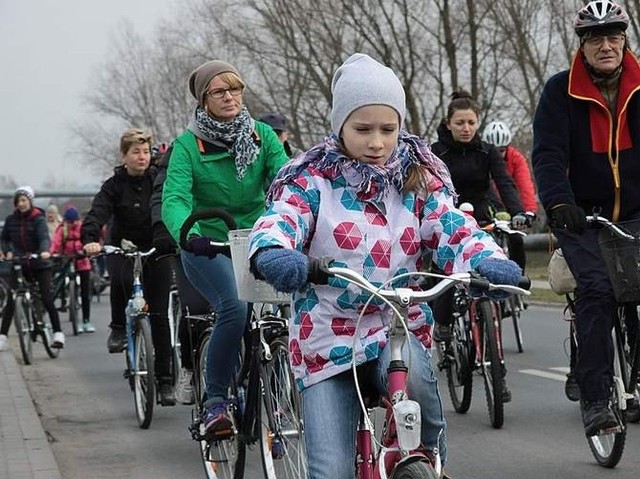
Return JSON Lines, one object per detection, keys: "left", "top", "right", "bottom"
{"left": 188, "top": 60, "right": 241, "bottom": 106}
{"left": 331, "top": 53, "right": 406, "bottom": 135}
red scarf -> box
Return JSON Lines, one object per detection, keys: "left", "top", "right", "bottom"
{"left": 568, "top": 50, "right": 640, "bottom": 153}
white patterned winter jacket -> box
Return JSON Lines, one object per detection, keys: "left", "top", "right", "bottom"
{"left": 248, "top": 162, "right": 506, "bottom": 391}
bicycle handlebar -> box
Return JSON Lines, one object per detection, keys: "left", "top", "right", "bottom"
{"left": 307, "top": 259, "right": 530, "bottom": 303}
{"left": 482, "top": 219, "right": 527, "bottom": 237}
{"left": 586, "top": 214, "right": 637, "bottom": 241}
{"left": 101, "top": 245, "right": 157, "bottom": 257}
{"left": 178, "top": 208, "right": 237, "bottom": 253}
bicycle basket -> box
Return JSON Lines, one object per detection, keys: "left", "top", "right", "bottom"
{"left": 599, "top": 220, "right": 640, "bottom": 303}
{"left": 228, "top": 229, "right": 291, "bottom": 304}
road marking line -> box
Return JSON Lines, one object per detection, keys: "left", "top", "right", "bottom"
{"left": 519, "top": 369, "right": 567, "bottom": 382}
{"left": 549, "top": 367, "right": 570, "bottom": 374}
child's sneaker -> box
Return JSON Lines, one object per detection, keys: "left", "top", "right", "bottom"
{"left": 202, "top": 400, "right": 234, "bottom": 438}
{"left": 0, "top": 334, "right": 8, "bottom": 351}
{"left": 83, "top": 321, "right": 96, "bottom": 333}
{"left": 52, "top": 332, "right": 65, "bottom": 348}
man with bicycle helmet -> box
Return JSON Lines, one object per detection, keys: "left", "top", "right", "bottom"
{"left": 482, "top": 121, "right": 537, "bottom": 272}
{"left": 532, "top": 0, "right": 640, "bottom": 437}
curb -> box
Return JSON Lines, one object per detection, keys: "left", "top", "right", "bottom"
{"left": 0, "top": 350, "right": 62, "bottom": 479}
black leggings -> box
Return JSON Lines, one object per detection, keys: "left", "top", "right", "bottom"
{"left": 1, "top": 268, "right": 62, "bottom": 334}
{"left": 78, "top": 270, "right": 92, "bottom": 321}
{"left": 106, "top": 253, "right": 173, "bottom": 379}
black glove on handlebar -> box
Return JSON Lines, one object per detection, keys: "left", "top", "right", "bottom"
{"left": 183, "top": 236, "right": 218, "bottom": 259}
{"left": 551, "top": 204, "right": 587, "bottom": 234}
{"left": 152, "top": 223, "right": 177, "bottom": 254}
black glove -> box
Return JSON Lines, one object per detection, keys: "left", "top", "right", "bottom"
{"left": 152, "top": 223, "right": 176, "bottom": 254}
{"left": 184, "top": 236, "right": 218, "bottom": 259}
{"left": 551, "top": 204, "right": 587, "bottom": 233}
{"left": 511, "top": 213, "right": 529, "bottom": 230}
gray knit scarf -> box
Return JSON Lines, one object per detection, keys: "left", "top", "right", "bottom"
{"left": 187, "top": 105, "right": 259, "bottom": 179}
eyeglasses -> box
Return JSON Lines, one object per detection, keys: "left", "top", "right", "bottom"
{"left": 206, "top": 87, "right": 243, "bottom": 99}
{"left": 584, "top": 33, "right": 626, "bottom": 48}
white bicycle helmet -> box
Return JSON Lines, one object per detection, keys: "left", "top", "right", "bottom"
{"left": 574, "top": 0, "right": 629, "bottom": 37}
{"left": 482, "top": 121, "right": 512, "bottom": 147}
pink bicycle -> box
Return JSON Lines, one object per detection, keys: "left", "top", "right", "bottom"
{"left": 310, "top": 261, "right": 529, "bottom": 478}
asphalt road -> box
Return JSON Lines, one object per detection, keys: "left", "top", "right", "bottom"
{"left": 17, "top": 300, "right": 640, "bottom": 479}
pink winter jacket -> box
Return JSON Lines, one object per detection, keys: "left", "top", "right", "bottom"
{"left": 50, "top": 221, "right": 92, "bottom": 272}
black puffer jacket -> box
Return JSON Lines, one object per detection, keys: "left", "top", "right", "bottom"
{"left": 82, "top": 165, "right": 157, "bottom": 249}
{"left": 432, "top": 121, "right": 523, "bottom": 223}
{"left": 1, "top": 207, "right": 51, "bottom": 270}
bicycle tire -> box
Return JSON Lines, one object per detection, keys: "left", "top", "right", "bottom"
{"left": 510, "top": 295, "right": 524, "bottom": 353}
{"left": 618, "top": 307, "right": 640, "bottom": 423}
{"left": 586, "top": 316, "right": 627, "bottom": 468}
{"left": 35, "top": 299, "right": 59, "bottom": 359}
{"left": 68, "top": 279, "right": 80, "bottom": 336}
{"left": 446, "top": 315, "right": 473, "bottom": 414}
{"left": 14, "top": 295, "right": 33, "bottom": 365}
{"left": 390, "top": 460, "right": 439, "bottom": 479}
{"left": 133, "top": 315, "right": 155, "bottom": 429}
{"left": 259, "top": 334, "right": 307, "bottom": 479}
{"left": 197, "top": 334, "right": 246, "bottom": 479}
{"left": 478, "top": 299, "right": 504, "bottom": 429}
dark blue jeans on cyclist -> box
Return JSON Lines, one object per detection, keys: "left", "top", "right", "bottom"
{"left": 555, "top": 227, "right": 615, "bottom": 401}
{"left": 302, "top": 333, "right": 447, "bottom": 479}
{"left": 181, "top": 251, "right": 247, "bottom": 409}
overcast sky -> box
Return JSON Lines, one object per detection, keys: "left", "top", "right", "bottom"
{"left": 0, "top": 0, "right": 174, "bottom": 189}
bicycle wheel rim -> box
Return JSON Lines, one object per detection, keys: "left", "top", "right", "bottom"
{"left": 197, "top": 334, "right": 245, "bottom": 479}
{"left": 259, "top": 336, "right": 308, "bottom": 479}
{"left": 510, "top": 296, "right": 524, "bottom": 353}
{"left": 14, "top": 296, "right": 33, "bottom": 365}
{"left": 478, "top": 300, "right": 504, "bottom": 428}
{"left": 446, "top": 317, "right": 473, "bottom": 413}
{"left": 134, "top": 316, "right": 155, "bottom": 429}
{"left": 69, "top": 280, "right": 80, "bottom": 336}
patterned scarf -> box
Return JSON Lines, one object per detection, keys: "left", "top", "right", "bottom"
{"left": 267, "top": 131, "right": 455, "bottom": 204}
{"left": 187, "top": 105, "right": 259, "bottom": 179}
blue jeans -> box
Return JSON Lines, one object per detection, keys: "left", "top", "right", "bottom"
{"left": 302, "top": 334, "right": 446, "bottom": 479}
{"left": 181, "top": 251, "right": 248, "bottom": 407}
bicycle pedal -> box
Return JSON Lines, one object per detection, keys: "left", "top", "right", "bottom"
{"left": 595, "top": 425, "right": 623, "bottom": 436}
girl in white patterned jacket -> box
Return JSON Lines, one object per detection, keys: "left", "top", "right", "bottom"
{"left": 249, "top": 53, "right": 521, "bottom": 479}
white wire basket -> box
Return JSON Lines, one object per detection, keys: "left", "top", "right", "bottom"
{"left": 228, "top": 229, "right": 291, "bottom": 304}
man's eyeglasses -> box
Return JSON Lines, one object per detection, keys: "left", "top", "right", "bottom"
{"left": 206, "top": 87, "right": 243, "bottom": 99}
{"left": 584, "top": 33, "right": 626, "bottom": 48}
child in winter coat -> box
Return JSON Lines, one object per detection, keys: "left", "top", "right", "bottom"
{"left": 248, "top": 53, "right": 522, "bottom": 478}
{"left": 50, "top": 207, "right": 94, "bottom": 333}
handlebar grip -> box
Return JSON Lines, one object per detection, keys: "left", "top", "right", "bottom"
{"left": 307, "top": 257, "right": 334, "bottom": 285}
{"left": 518, "top": 276, "right": 531, "bottom": 290}
{"left": 179, "top": 208, "right": 237, "bottom": 248}
{"left": 468, "top": 276, "right": 491, "bottom": 291}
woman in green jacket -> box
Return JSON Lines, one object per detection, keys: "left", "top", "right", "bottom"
{"left": 162, "top": 60, "right": 289, "bottom": 436}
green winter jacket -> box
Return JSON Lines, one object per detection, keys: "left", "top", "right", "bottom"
{"left": 162, "top": 121, "right": 289, "bottom": 243}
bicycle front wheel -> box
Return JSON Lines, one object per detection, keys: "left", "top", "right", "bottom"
{"left": 446, "top": 315, "right": 473, "bottom": 414}
{"left": 14, "top": 295, "right": 33, "bottom": 365}
{"left": 391, "top": 460, "right": 439, "bottom": 479}
{"left": 259, "top": 335, "right": 307, "bottom": 479}
{"left": 133, "top": 315, "right": 155, "bottom": 429}
{"left": 197, "top": 333, "right": 246, "bottom": 479}
{"left": 510, "top": 295, "right": 524, "bottom": 353}
{"left": 35, "top": 299, "right": 59, "bottom": 359}
{"left": 478, "top": 299, "right": 504, "bottom": 429}
{"left": 68, "top": 279, "right": 81, "bottom": 336}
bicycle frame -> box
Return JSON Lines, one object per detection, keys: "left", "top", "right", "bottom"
{"left": 321, "top": 266, "right": 530, "bottom": 478}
